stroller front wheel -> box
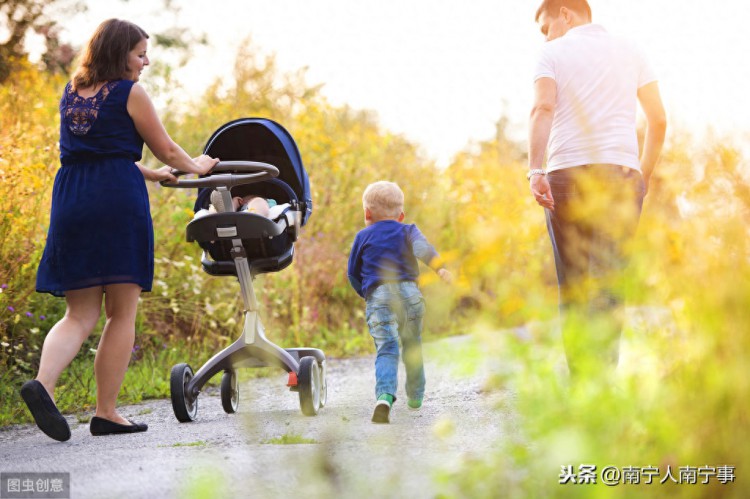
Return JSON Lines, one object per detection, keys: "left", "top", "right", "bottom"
{"left": 170, "top": 363, "right": 198, "bottom": 422}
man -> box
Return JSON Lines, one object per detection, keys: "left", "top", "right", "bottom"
{"left": 527, "top": 0, "right": 667, "bottom": 380}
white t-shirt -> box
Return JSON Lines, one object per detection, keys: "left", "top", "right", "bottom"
{"left": 534, "top": 24, "right": 656, "bottom": 172}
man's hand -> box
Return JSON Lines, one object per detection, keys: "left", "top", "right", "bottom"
{"left": 530, "top": 174, "right": 555, "bottom": 210}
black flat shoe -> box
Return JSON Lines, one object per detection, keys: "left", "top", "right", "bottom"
{"left": 20, "top": 380, "right": 71, "bottom": 442}
{"left": 90, "top": 416, "right": 148, "bottom": 436}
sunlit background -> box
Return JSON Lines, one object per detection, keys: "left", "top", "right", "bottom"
{"left": 19, "top": 0, "right": 750, "bottom": 165}
{"left": 3, "top": 1, "right": 750, "bottom": 497}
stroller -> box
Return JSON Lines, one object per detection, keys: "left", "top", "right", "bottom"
{"left": 162, "top": 118, "right": 327, "bottom": 421}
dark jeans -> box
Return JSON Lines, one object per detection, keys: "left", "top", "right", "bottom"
{"left": 545, "top": 165, "right": 645, "bottom": 379}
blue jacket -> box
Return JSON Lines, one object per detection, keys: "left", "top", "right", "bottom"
{"left": 347, "top": 220, "right": 439, "bottom": 299}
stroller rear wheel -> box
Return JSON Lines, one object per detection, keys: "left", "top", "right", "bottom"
{"left": 221, "top": 370, "right": 239, "bottom": 414}
{"left": 170, "top": 363, "right": 198, "bottom": 422}
{"left": 298, "top": 356, "right": 322, "bottom": 416}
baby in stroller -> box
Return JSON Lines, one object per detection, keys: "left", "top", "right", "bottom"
{"left": 162, "top": 118, "right": 326, "bottom": 421}
{"left": 229, "top": 194, "right": 271, "bottom": 216}
{"left": 196, "top": 193, "right": 274, "bottom": 218}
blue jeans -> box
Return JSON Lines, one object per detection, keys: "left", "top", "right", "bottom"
{"left": 365, "top": 281, "right": 426, "bottom": 401}
{"left": 545, "top": 165, "right": 645, "bottom": 378}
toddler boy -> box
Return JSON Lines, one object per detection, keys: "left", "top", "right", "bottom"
{"left": 347, "top": 181, "right": 451, "bottom": 423}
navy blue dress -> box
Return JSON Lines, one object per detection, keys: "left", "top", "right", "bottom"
{"left": 36, "top": 79, "right": 153, "bottom": 296}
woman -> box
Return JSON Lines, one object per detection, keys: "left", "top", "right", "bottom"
{"left": 21, "top": 19, "right": 218, "bottom": 441}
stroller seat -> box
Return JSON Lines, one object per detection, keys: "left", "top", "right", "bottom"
{"left": 189, "top": 202, "right": 297, "bottom": 276}
{"left": 161, "top": 118, "right": 327, "bottom": 421}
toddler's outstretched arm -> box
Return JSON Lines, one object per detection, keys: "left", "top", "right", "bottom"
{"left": 437, "top": 268, "right": 454, "bottom": 284}
{"left": 409, "top": 226, "right": 452, "bottom": 284}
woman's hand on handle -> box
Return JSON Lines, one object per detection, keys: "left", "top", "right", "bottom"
{"left": 193, "top": 155, "right": 220, "bottom": 176}
{"left": 149, "top": 166, "right": 177, "bottom": 183}
{"left": 136, "top": 163, "right": 177, "bottom": 183}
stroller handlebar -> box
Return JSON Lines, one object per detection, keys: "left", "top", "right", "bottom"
{"left": 160, "top": 161, "right": 279, "bottom": 189}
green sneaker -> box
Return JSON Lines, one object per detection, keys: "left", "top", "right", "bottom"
{"left": 407, "top": 398, "right": 423, "bottom": 410}
{"left": 372, "top": 394, "right": 393, "bottom": 423}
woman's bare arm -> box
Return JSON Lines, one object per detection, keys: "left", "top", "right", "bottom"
{"left": 127, "top": 83, "right": 218, "bottom": 175}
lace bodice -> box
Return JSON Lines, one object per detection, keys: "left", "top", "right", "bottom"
{"left": 63, "top": 80, "right": 121, "bottom": 136}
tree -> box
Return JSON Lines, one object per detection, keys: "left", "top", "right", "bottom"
{"left": 0, "top": 0, "right": 84, "bottom": 82}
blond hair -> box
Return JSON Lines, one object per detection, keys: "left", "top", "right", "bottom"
{"left": 362, "top": 181, "right": 404, "bottom": 221}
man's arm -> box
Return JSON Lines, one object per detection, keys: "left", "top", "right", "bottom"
{"left": 637, "top": 81, "right": 667, "bottom": 193}
{"left": 528, "top": 77, "right": 557, "bottom": 210}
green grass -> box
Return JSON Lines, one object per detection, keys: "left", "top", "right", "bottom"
{"left": 263, "top": 433, "right": 319, "bottom": 445}
{"left": 431, "top": 303, "right": 750, "bottom": 498}
{"left": 166, "top": 441, "right": 208, "bottom": 448}
{"left": 181, "top": 468, "right": 228, "bottom": 499}
{"left": 75, "top": 413, "right": 91, "bottom": 424}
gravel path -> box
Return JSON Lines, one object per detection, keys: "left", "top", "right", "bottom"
{"left": 0, "top": 335, "right": 513, "bottom": 499}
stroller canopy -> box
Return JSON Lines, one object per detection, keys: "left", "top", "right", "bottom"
{"left": 202, "top": 118, "right": 312, "bottom": 225}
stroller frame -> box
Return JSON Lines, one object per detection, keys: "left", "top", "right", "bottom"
{"left": 162, "top": 121, "right": 327, "bottom": 421}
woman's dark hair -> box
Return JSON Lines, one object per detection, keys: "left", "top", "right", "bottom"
{"left": 71, "top": 19, "right": 148, "bottom": 90}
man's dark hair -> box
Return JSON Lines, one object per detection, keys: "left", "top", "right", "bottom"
{"left": 535, "top": 0, "right": 592, "bottom": 22}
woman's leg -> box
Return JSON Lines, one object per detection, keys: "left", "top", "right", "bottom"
{"left": 94, "top": 283, "right": 141, "bottom": 424}
{"left": 36, "top": 287, "right": 103, "bottom": 400}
